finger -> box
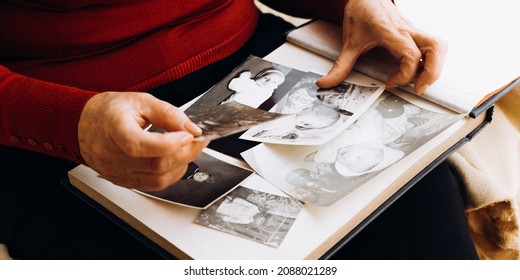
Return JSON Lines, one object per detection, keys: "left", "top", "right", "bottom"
{"left": 112, "top": 116, "right": 195, "bottom": 158}
{"left": 412, "top": 32, "right": 448, "bottom": 94}
{"left": 115, "top": 141, "right": 206, "bottom": 190}
{"left": 140, "top": 94, "right": 202, "bottom": 136}
{"left": 128, "top": 140, "right": 207, "bottom": 174}
{"left": 385, "top": 35, "right": 423, "bottom": 89}
{"left": 103, "top": 164, "right": 189, "bottom": 191}
{"left": 317, "top": 47, "right": 360, "bottom": 88}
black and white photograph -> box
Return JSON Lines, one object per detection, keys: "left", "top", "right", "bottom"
{"left": 189, "top": 101, "right": 286, "bottom": 141}
{"left": 184, "top": 55, "right": 306, "bottom": 116}
{"left": 239, "top": 72, "right": 384, "bottom": 145}
{"left": 135, "top": 151, "right": 253, "bottom": 209}
{"left": 241, "top": 91, "right": 463, "bottom": 206}
{"left": 194, "top": 186, "right": 304, "bottom": 247}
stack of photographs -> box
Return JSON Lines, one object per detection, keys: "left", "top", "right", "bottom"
{"left": 137, "top": 55, "right": 461, "bottom": 246}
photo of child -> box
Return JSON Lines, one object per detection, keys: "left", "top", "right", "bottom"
{"left": 334, "top": 144, "right": 404, "bottom": 177}
{"left": 250, "top": 104, "right": 342, "bottom": 142}
{"left": 195, "top": 186, "right": 303, "bottom": 247}
{"left": 222, "top": 69, "right": 286, "bottom": 108}
{"left": 135, "top": 152, "right": 253, "bottom": 209}
{"left": 182, "top": 162, "right": 216, "bottom": 183}
{"left": 241, "top": 91, "right": 462, "bottom": 207}
{"left": 240, "top": 72, "right": 384, "bottom": 145}
{"left": 184, "top": 55, "right": 298, "bottom": 117}
{"left": 316, "top": 81, "right": 379, "bottom": 116}
{"left": 313, "top": 93, "right": 421, "bottom": 163}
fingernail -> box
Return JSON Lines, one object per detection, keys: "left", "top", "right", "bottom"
{"left": 316, "top": 77, "right": 325, "bottom": 88}
{"left": 181, "top": 134, "right": 193, "bottom": 146}
{"left": 185, "top": 122, "right": 202, "bottom": 135}
{"left": 416, "top": 84, "right": 429, "bottom": 94}
{"left": 386, "top": 82, "right": 397, "bottom": 89}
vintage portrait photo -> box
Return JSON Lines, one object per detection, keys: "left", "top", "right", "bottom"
{"left": 241, "top": 91, "right": 463, "bottom": 206}
{"left": 239, "top": 72, "right": 384, "bottom": 145}
{"left": 188, "top": 101, "right": 285, "bottom": 141}
{"left": 184, "top": 55, "right": 306, "bottom": 116}
{"left": 135, "top": 151, "right": 253, "bottom": 209}
{"left": 195, "top": 186, "right": 304, "bottom": 247}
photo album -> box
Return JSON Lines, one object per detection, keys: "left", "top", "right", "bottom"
{"left": 127, "top": 51, "right": 471, "bottom": 244}
{"left": 67, "top": 2, "right": 518, "bottom": 258}
{"left": 67, "top": 45, "right": 495, "bottom": 251}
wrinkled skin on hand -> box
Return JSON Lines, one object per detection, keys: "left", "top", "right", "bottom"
{"left": 318, "top": 0, "right": 448, "bottom": 94}
{"left": 78, "top": 91, "right": 208, "bottom": 191}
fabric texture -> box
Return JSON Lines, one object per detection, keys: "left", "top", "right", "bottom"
{"left": 447, "top": 85, "right": 520, "bottom": 259}
{"left": 0, "top": 0, "right": 257, "bottom": 164}
{"left": 0, "top": 244, "right": 10, "bottom": 260}
{"left": 0, "top": 10, "right": 295, "bottom": 260}
{"left": 1, "top": 0, "right": 516, "bottom": 260}
{"left": 330, "top": 162, "right": 478, "bottom": 260}
{"left": 0, "top": 0, "right": 263, "bottom": 260}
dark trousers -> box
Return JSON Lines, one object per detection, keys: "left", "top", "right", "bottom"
{"left": 0, "top": 13, "right": 478, "bottom": 260}
{"left": 330, "top": 162, "right": 478, "bottom": 260}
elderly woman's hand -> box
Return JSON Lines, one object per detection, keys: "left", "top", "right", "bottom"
{"left": 78, "top": 91, "right": 208, "bottom": 191}
{"left": 317, "top": 0, "right": 448, "bottom": 94}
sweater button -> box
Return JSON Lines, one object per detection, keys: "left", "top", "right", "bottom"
{"left": 27, "top": 138, "right": 38, "bottom": 146}
{"left": 43, "top": 142, "right": 54, "bottom": 150}
{"left": 8, "top": 135, "right": 21, "bottom": 143}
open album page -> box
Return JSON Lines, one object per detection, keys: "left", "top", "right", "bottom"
{"left": 241, "top": 90, "right": 464, "bottom": 207}
{"left": 195, "top": 186, "right": 304, "bottom": 248}
{"left": 134, "top": 150, "right": 253, "bottom": 209}
{"left": 239, "top": 71, "right": 384, "bottom": 145}
{"left": 184, "top": 55, "right": 385, "bottom": 146}
{"left": 286, "top": 9, "right": 520, "bottom": 115}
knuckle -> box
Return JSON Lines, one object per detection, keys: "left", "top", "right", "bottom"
{"left": 163, "top": 103, "right": 182, "bottom": 119}
{"left": 150, "top": 173, "right": 177, "bottom": 190}
{"left": 137, "top": 176, "right": 166, "bottom": 191}
{"left": 100, "top": 172, "right": 130, "bottom": 187}
{"left": 149, "top": 157, "right": 170, "bottom": 173}
{"left": 151, "top": 176, "right": 168, "bottom": 190}
{"left": 421, "top": 67, "right": 440, "bottom": 82}
{"left": 332, "top": 60, "right": 343, "bottom": 70}
{"left": 119, "top": 138, "right": 142, "bottom": 157}
{"left": 429, "top": 35, "right": 448, "bottom": 51}
{"left": 403, "top": 48, "right": 422, "bottom": 62}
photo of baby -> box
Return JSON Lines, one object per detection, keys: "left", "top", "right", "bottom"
{"left": 241, "top": 91, "right": 462, "bottom": 206}
{"left": 250, "top": 104, "right": 343, "bottom": 142}
{"left": 240, "top": 72, "right": 384, "bottom": 145}
{"left": 135, "top": 151, "right": 253, "bottom": 209}
{"left": 222, "top": 69, "right": 286, "bottom": 108}
{"left": 333, "top": 144, "right": 404, "bottom": 177}
{"left": 195, "top": 186, "right": 304, "bottom": 247}
{"left": 188, "top": 101, "right": 285, "bottom": 141}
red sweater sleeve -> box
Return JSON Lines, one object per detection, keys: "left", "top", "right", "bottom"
{"left": 0, "top": 65, "right": 98, "bottom": 163}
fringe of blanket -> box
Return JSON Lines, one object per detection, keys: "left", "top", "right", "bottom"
{"left": 448, "top": 86, "right": 520, "bottom": 259}
{"left": 0, "top": 243, "right": 12, "bottom": 260}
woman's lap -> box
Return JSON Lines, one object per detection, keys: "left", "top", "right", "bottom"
{"left": 0, "top": 12, "right": 477, "bottom": 260}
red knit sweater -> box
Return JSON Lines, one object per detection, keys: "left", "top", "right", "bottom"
{"left": 0, "top": 0, "right": 258, "bottom": 162}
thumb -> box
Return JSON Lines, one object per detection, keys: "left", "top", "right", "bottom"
{"left": 317, "top": 47, "right": 359, "bottom": 88}
{"left": 140, "top": 94, "right": 202, "bottom": 136}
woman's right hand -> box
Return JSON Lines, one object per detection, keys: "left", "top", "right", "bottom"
{"left": 78, "top": 91, "right": 208, "bottom": 191}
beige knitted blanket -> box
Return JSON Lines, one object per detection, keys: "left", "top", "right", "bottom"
{"left": 0, "top": 244, "right": 11, "bottom": 260}
{"left": 448, "top": 85, "right": 520, "bottom": 259}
